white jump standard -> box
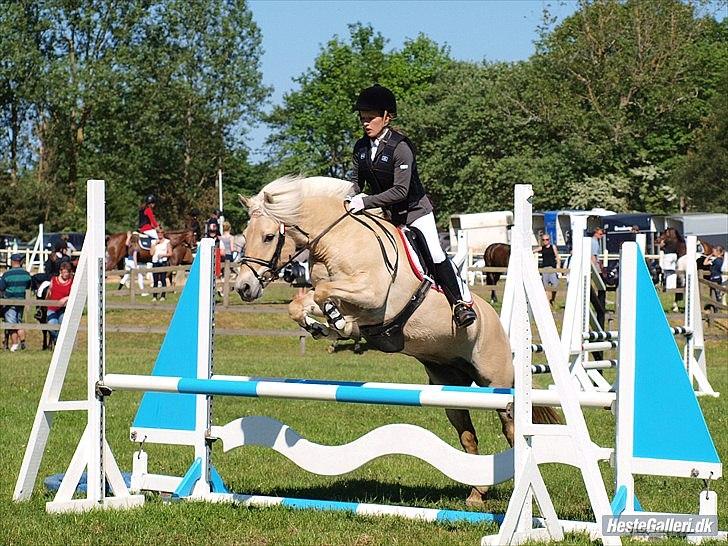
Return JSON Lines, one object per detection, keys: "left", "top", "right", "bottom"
{"left": 14, "top": 180, "right": 724, "bottom": 545}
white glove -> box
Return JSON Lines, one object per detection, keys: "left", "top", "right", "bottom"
{"left": 348, "top": 194, "right": 366, "bottom": 214}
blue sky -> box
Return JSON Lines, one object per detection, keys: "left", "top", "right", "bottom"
{"left": 246, "top": 0, "right": 579, "bottom": 160}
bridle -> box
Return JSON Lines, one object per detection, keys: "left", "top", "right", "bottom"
{"left": 238, "top": 204, "right": 399, "bottom": 288}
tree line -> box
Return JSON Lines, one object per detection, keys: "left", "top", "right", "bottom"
{"left": 2, "top": 0, "right": 726, "bottom": 236}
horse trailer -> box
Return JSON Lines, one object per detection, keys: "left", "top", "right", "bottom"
{"left": 657, "top": 213, "right": 728, "bottom": 248}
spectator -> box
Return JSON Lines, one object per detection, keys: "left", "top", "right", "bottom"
{"left": 151, "top": 228, "right": 172, "bottom": 302}
{"left": 705, "top": 246, "right": 725, "bottom": 303}
{"left": 1, "top": 253, "right": 32, "bottom": 352}
{"left": 591, "top": 227, "right": 605, "bottom": 273}
{"left": 659, "top": 230, "right": 682, "bottom": 290}
{"left": 138, "top": 194, "right": 160, "bottom": 239}
{"left": 206, "top": 209, "right": 222, "bottom": 239}
{"left": 47, "top": 261, "right": 74, "bottom": 343}
{"left": 44, "top": 240, "right": 71, "bottom": 277}
{"left": 61, "top": 233, "right": 77, "bottom": 252}
{"left": 537, "top": 234, "right": 561, "bottom": 307}
{"left": 220, "top": 221, "right": 234, "bottom": 263}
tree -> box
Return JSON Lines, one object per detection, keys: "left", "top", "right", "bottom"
{"left": 532, "top": 0, "right": 727, "bottom": 211}
{"left": 266, "top": 24, "right": 450, "bottom": 178}
{"left": 671, "top": 71, "right": 728, "bottom": 212}
{"left": 400, "top": 0, "right": 726, "bottom": 220}
{"left": 0, "top": 0, "right": 270, "bottom": 235}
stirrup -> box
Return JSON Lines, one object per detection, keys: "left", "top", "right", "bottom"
{"left": 453, "top": 301, "right": 477, "bottom": 328}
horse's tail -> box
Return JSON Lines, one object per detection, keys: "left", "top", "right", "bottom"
{"left": 532, "top": 405, "right": 562, "bottom": 425}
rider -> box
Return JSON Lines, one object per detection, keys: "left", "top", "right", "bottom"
{"left": 348, "top": 84, "right": 477, "bottom": 328}
{"left": 138, "top": 194, "right": 160, "bottom": 239}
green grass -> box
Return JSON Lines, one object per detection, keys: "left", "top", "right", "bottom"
{"left": 1, "top": 284, "right": 727, "bottom": 545}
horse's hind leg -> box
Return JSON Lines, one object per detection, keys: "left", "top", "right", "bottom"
{"left": 421, "top": 361, "right": 493, "bottom": 507}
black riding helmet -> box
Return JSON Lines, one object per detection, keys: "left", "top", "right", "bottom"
{"left": 353, "top": 84, "right": 396, "bottom": 115}
{"left": 145, "top": 194, "right": 156, "bottom": 204}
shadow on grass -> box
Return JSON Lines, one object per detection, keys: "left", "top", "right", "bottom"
{"left": 240, "top": 477, "right": 512, "bottom": 507}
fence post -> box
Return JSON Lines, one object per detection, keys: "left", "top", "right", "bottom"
{"left": 222, "top": 260, "right": 230, "bottom": 308}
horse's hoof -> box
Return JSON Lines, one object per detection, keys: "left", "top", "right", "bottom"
{"left": 327, "top": 344, "right": 336, "bottom": 353}
{"left": 309, "top": 323, "right": 330, "bottom": 339}
{"left": 465, "top": 491, "right": 487, "bottom": 508}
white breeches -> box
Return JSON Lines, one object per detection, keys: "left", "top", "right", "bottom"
{"left": 410, "top": 212, "right": 446, "bottom": 263}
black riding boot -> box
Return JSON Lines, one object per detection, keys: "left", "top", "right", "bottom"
{"left": 433, "top": 260, "right": 477, "bottom": 328}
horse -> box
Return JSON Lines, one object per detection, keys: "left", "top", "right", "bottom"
{"left": 234, "top": 175, "right": 559, "bottom": 507}
{"left": 482, "top": 243, "right": 511, "bottom": 303}
{"left": 105, "top": 229, "right": 197, "bottom": 271}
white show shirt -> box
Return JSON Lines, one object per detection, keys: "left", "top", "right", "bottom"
{"left": 370, "top": 129, "right": 390, "bottom": 161}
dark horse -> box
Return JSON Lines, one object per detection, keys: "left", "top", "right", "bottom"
{"left": 105, "top": 229, "right": 197, "bottom": 271}
{"left": 482, "top": 243, "right": 511, "bottom": 303}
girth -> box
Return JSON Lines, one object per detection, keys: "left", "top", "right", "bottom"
{"left": 359, "top": 278, "right": 432, "bottom": 353}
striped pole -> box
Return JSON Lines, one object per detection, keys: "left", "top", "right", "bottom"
{"left": 583, "top": 327, "right": 692, "bottom": 342}
{"left": 102, "top": 374, "right": 615, "bottom": 409}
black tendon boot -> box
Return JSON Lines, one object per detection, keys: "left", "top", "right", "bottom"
{"left": 433, "top": 260, "right": 477, "bottom": 328}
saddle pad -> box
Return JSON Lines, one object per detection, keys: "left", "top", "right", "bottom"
{"left": 133, "top": 232, "right": 155, "bottom": 250}
{"left": 396, "top": 228, "right": 442, "bottom": 293}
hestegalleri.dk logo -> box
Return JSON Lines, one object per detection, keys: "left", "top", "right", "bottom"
{"left": 602, "top": 514, "right": 718, "bottom": 537}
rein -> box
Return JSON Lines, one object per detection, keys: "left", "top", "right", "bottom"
{"left": 239, "top": 203, "right": 399, "bottom": 287}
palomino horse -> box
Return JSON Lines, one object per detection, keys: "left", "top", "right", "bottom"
{"left": 482, "top": 243, "right": 511, "bottom": 303}
{"left": 235, "top": 175, "right": 559, "bottom": 506}
{"left": 105, "top": 229, "right": 197, "bottom": 271}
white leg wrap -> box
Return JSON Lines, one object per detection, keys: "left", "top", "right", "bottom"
{"left": 323, "top": 301, "right": 347, "bottom": 331}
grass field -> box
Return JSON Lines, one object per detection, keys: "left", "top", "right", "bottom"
{"left": 1, "top": 282, "right": 726, "bottom": 545}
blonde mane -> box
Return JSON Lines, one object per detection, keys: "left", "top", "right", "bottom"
{"left": 249, "top": 175, "right": 356, "bottom": 224}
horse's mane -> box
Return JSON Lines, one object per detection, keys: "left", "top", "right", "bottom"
{"left": 249, "top": 175, "right": 355, "bottom": 224}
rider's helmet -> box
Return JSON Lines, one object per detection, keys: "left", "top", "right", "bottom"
{"left": 353, "top": 84, "right": 396, "bottom": 115}
{"left": 145, "top": 194, "right": 156, "bottom": 205}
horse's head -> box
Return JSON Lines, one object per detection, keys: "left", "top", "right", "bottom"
{"left": 235, "top": 194, "right": 296, "bottom": 301}
{"left": 184, "top": 229, "right": 198, "bottom": 251}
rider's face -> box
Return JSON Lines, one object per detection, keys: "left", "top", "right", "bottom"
{"left": 359, "top": 110, "right": 390, "bottom": 139}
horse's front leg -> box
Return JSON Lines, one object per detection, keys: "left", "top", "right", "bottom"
{"left": 312, "top": 278, "right": 378, "bottom": 338}
{"left": 289, "top": 290, "right": 339, "bottom": 340}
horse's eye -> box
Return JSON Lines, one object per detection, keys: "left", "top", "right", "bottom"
{"left": 264, "top": 234, "right": 276, "bottom": 243}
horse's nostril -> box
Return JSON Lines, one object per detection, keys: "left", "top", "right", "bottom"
{"left": 238, "top": 283, "right": 251, "bottom": 299}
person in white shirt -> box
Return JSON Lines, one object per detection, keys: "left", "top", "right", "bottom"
{"left": 151, "top": 228, "right": 173, "bottom": 301}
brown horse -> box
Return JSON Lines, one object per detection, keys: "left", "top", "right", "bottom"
{"left": 235, "top": 175, "right": 559, "bottom": 507}
{"left": 105, "top": 229, "right": 197, "bottom": 271}
{"left": 482, "top": 243, "right": 510, "bottom": 303}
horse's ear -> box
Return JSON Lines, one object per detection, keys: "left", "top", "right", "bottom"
{"left": 263, "top": 191, "right": 274, "bottom": 204}
{"left": 238, "top": 194, "right": 251, "bottom": 208}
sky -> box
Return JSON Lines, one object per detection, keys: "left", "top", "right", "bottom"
{"left": 245, "top": 0, "right": 580, "bottom": 161}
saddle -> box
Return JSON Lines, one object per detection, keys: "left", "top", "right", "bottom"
{"left": 400, "top": 226, "right": 436, "bottom": 280}
{"left": 132, "top": 232, "right": 155, "bottom": 251}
